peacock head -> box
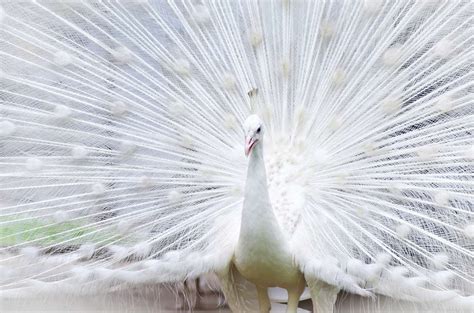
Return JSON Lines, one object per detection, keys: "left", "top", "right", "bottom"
{"left": 243, "top": 114, "right": 264, "bottom": 157}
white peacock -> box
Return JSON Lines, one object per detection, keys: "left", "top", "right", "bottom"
{"left": 0, "top": 1, "right": 473, "bottom": 313}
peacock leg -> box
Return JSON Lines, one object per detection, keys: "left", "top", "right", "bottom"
{"left": 256, "top": 286, "right": 271, "bottom": 313}
{"left": 286, "top": 282, "right": 305, "bottom": 313}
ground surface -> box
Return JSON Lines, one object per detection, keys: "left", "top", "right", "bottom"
{"left": 1, "top": 290, "right": 467, "bottom": 313}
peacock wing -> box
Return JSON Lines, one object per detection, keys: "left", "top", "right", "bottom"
{"left": 306, "top": 279, "right": 340, "bottom": 313}
{"left": 217, "top": 263, "right": 259, "bottom": 313}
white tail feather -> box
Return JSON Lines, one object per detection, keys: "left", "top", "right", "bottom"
{"left": 0, "top": 0, "right": 473, "bottom": 312}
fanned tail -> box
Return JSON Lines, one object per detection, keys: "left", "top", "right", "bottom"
{"left": 0, "top": 1, "right": 472, "bottom": 312}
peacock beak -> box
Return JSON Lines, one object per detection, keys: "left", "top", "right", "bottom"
{"left": 245, "top": 136, "right": 258, "bottom": 157}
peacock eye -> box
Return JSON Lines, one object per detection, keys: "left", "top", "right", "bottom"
{"left": 256, "top": 127, "right": 261, "bottom": 133}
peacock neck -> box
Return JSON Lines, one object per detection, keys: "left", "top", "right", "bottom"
{"left": 239, "top": 142, "right": 280, "bottom": 240}
{"left": 246, "top": 143, "right": 267, "bottom": 194}
{"left": 244, "top": 143, "right": 270, "bottom": 210}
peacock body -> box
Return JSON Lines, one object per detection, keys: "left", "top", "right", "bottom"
{"left": 0, "top": 0, "right": 473, "bottom": 312}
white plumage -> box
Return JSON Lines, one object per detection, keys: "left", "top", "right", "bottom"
{"left": 0, "top": 1, "right": 473, "bottom": 312}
